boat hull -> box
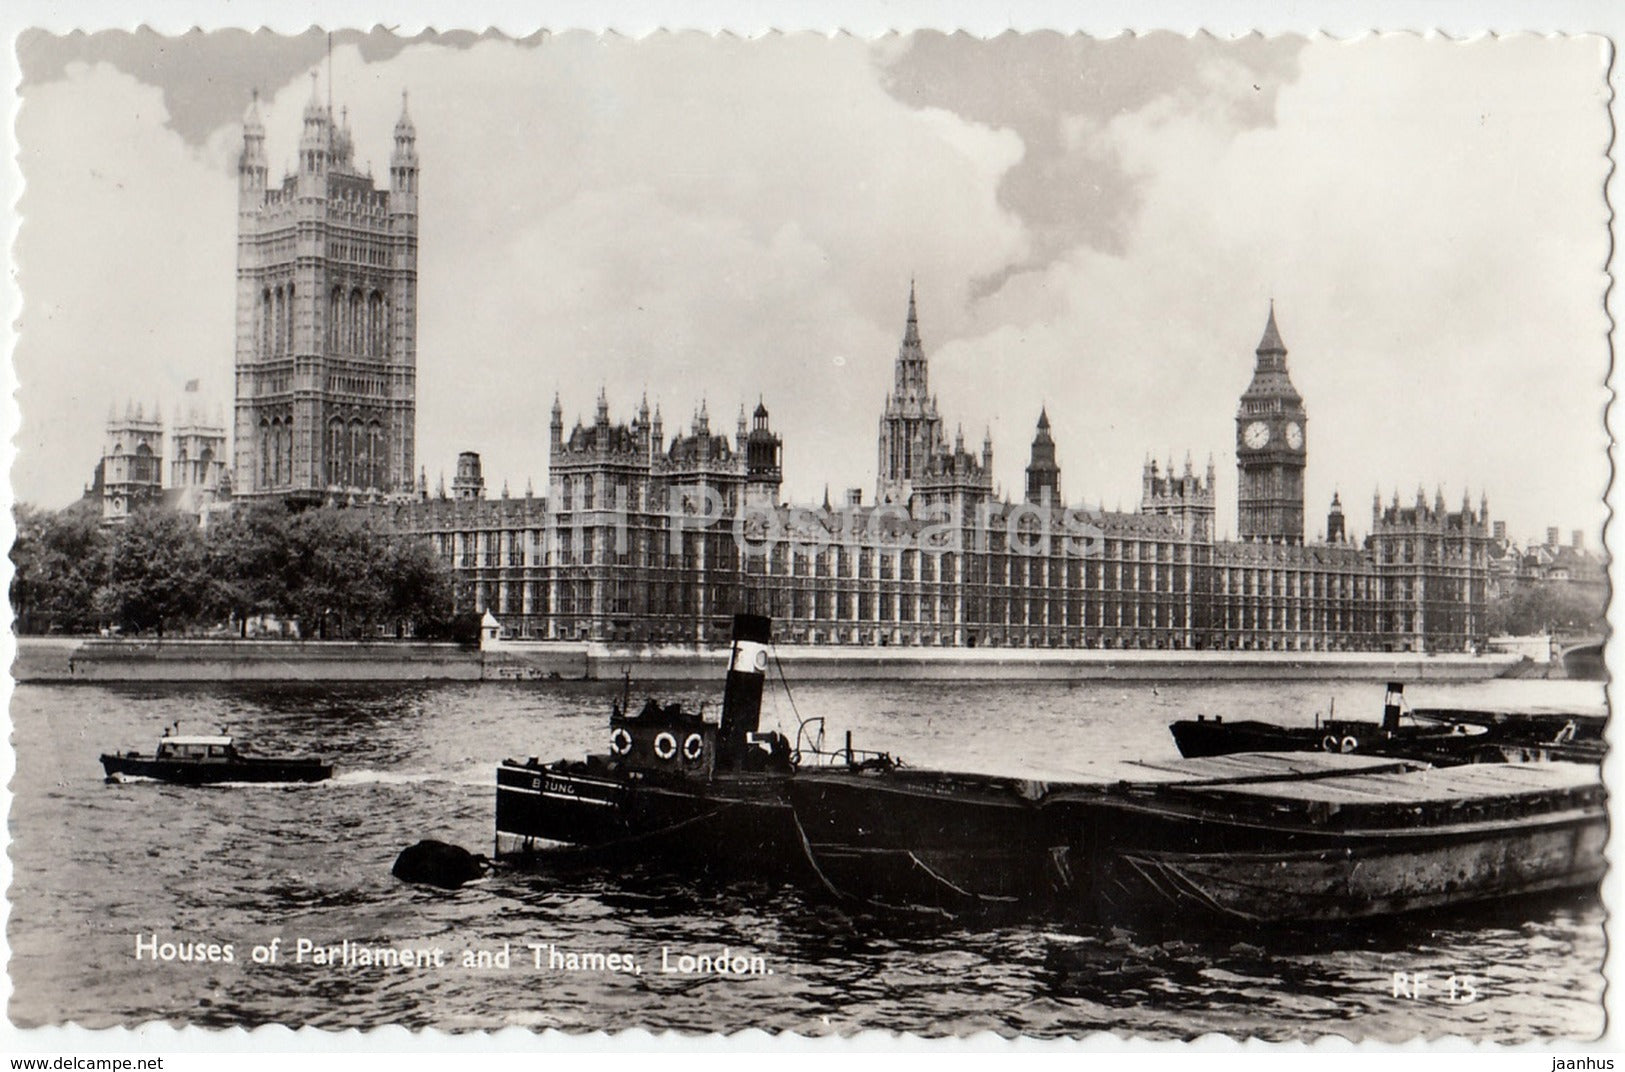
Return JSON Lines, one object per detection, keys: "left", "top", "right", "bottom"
{"left": 1100, "top": 812, "right": 1607, "bottom": 925}
{"left": 100, "top": 753, "right": 331, "bottom": 784}
{"left": 494, "top": 749, "right": 1609, "bottom": 928}
{"left": 494, "top": 760, "right": 809, "bottom": 879}
{"left": 1053, "top": 758, "right": 1609, "bottom": 927}
{"left": 787, "top": 771, "right": 1053, "bottom": 912}
{"left": 495, "top": 760, "right": 1056, "bottom": 911}
{"left": 1172, "top": 711, "right": 1606, "bottom": 767}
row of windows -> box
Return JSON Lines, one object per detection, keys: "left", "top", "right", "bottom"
{"left": 258, "top": 284, "right": 297, "bottom": 358}
{"left": 470, "top": 582, "right": 1480, "bottom": 651}
{"left": 327, "top": 286, "right": 391, "bottom": 358}
{"left": 326, "top": 418, "right": 388, "bottom": 490}
{"left": 257, "top": 417, "right": 294, "bottom": 489}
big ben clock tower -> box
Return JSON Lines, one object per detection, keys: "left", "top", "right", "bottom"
{"left": 1236, "top": 303, "right": 1306, "bottom": 544}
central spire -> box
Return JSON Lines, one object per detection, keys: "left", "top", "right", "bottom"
{"left": 1257, "top": 300, "right": 1286, "bottom": 358}
{"left": 894, "top": 281, "right": 927, "bottom": 400}
{"left": 903, "top": 278, "right": 920, "bottom": 348}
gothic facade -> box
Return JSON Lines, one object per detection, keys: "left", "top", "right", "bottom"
{"left": 100, "top": 402, "right": 165, "bottom": 523}
{"left": 95, "top": 391, "right": 232, "bottom": 524}
{"left": 876, "top": 285, "right": 993, "bottom": 508}
{"left": 232, "top": 82, "right": 418, "bottom": 505}
{"left": 390, "top": 298, "right": 1491, "bottom": 654}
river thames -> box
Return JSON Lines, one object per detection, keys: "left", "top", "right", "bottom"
{"left": 8, "top": 675, "right": 1607, "bottom": 1040}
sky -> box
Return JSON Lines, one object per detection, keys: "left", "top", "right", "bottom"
{"left": 10, "top": 29, "right": 1613, "bottom": 547}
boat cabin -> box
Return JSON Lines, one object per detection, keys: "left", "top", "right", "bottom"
{"left": 155, "top": 735, "right": 238, "bottom": 762}
{"left": 606, "top": 697, "right": 791, "bottom": 777}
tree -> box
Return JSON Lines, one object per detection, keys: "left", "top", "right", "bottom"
{"left": 279, "top": 506, "right": 453, "bottom": 639}
{"left": 14, "top": 499, "right": 457, "bottom": 640}
{"left": 1486, "top": 582, "right": 1606, "bottom": 636}
{"left": 11, "top": 500, "right": 109, "bottom": 633}
{"left": 96, "top": 506, "right": 207, "bottom": 635}
{"left": 202, "top": 501, "right": 292, "bottom": 634}
{"left": 283, "top": 508, "right": 375, "bottom": 638}
{"left": 380, "top": 533, "right": 455, "bottom": 636}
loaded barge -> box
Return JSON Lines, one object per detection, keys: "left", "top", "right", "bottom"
{"left": 1170, "top": 683, "right": 1605, "bottom": 766}
{"left": 495, "top": 617, "right": 1606, "bottom": 927}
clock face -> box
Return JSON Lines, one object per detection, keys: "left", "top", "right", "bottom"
{"left": 1285, "top": 421, "right": 1304, "bottom": 450}
{"left": 1243, "top": 421, "right": 1270, "bottom": 449}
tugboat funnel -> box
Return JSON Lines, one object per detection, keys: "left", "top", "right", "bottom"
{"left": 1383, "top": 682, "right": 1405, "bottom": 734}
{"left": 719, "top": 614, "right": 773, "bottom": 761}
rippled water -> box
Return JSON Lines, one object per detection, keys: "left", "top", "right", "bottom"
{"left": 8, "top": 675, "right": 1608, "bottom": 1039}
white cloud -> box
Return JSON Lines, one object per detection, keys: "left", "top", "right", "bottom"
{"left": 13, "top": 34, "right": 1610, "bottom": 549}
{"left": 944, "top": 35, "right": 1611, "bottom": 542}
{"left": 15, "top": 61, "right": 238, "bottom": 504}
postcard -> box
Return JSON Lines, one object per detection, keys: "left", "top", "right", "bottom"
{"left": 3, "top": 11, "right": 1617, "bottom": 1057}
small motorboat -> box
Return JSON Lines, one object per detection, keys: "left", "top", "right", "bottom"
{"left": 100, "top": 723, "right": 332, "bottom": 785}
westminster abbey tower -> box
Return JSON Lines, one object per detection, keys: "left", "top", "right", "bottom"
{"left": 233, "top": 79, "right": 419, "bottom": 503}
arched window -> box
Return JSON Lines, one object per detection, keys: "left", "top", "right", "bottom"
{"left": 259, "top": 420, "right": 271, "bottom": 488}
{"left": 279, "top": 421, "right": 292, "bottom": 486}
{"left": 368, "top": 421, "right": 383, "bottom": 487}
{"left": 284, "top": 285, "right": 295, "bottom": 354}
{"left": 349, "top": 419, "right": 364, "bottom": 487}
{"left": 368, "top": 292, "right": 384, "bottom": 357}
{"left": 349, "top": 290, "right": 364, "bottom": 354}
{"left": 261, "top": 289, "right": 273, "bottom": 357}
{"left": 327, "top": 418, "right": 344, "bottom": 485}
{"left": 272, "top": 288, "right": 284, "bottom": 354}
{"left": 329, "top": 287, "right": 344, "bottom": 351}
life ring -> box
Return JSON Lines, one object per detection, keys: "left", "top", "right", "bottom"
{"left": 682, "top": 733, "right": 705, "bottom": 762}
{"left": 654, "top": 732, "right": 678, "bottom": 761}
{"left": 1322, "top": 735, "right": 1340, "bottom": 753}
{"left": 1340, "top": 735, "right": 1359, "bottom": 754}
{"left": 610, "top": 728, "right": 632, "bottom": 756}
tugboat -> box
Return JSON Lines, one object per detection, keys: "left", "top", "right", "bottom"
{"left": 496, "top": 614, "right": 1038, "bottom": 911}
{"left": 100, "top": 723, "right": 332, "bottom": 785}
{"left": 496, "top": 615, "right": 816, "bottom": 875}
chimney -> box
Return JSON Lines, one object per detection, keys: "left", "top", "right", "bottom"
{"left": 846, "top": 488, "right": 863, "bottom": 507}
{"left": 1572, "top": 530, "right": 1584, "bottom": 550}
{"left": 1546, "top": 527, "right": 1560, "bottom": 548}
{"left": 717, "top": 614, "right": 773, "bottom": 768}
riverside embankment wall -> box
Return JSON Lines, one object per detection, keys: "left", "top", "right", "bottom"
{"left": 14, "top": 636, "right": 1519, "bottom": 685}
{"left": 14, "top": 637, "right": 489, "bottom": 683}
{"left": 577, "top": 643, "right": 1521, "bottom": 683}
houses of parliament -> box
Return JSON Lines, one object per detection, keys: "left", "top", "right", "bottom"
{"left": 96, "top": 87, "right": 1493, "bottom": 653}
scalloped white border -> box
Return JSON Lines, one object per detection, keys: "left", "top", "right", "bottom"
{"left": 0, "top": 0, "right": 1619, "bottom": 1061}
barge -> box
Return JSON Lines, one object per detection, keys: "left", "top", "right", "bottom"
{"left": 1170, "top": 683, "right": 1605, "bottom": 766}
{"left": 1046, "top": 754, "right": 1606, "bottom": 926}
{"left": 495, "top": 617, "right": 1607, "bottom": 926}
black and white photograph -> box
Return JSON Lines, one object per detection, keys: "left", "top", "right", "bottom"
{"left": 3, "top": 8, "right": 1619, "bottom": 1057}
